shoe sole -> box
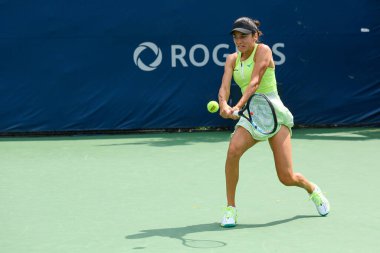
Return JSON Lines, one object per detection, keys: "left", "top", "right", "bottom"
{"left": 221, "top": 223, "right": 236, "bottom": 228}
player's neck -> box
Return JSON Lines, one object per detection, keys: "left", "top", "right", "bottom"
{"left": 241, "top": 50, "right": 253, "bottom": 61}
{"left": 241, "top": 43, "right": 255, "bottom": 61}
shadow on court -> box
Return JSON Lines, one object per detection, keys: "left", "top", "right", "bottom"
{"left": 292, "top": 127, "right": 380, "bottom": 141}
{"left": 126, "top": 215, "right": 319, "bottom": 248}
{"left": 96, "top": 133, "right": 230, "bottom": 147}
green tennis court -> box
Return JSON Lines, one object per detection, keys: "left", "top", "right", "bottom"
{"left": 1, "top": 127, "right": 379, "bottom": 252}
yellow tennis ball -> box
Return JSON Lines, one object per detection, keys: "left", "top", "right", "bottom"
{"left": 207, "top": 101, "right": 219, "bottom": 113}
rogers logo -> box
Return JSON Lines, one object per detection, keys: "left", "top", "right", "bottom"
{"left": 133, "top": 42, "right": 285, "bottom": 71}
{"left": 133, "top": 42, "right": 162, "bottom": 71}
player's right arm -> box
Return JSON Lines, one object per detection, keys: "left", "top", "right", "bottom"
{"left": 218, "top": 53, "right": 237, "bottom": 119}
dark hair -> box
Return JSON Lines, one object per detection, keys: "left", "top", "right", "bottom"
{"left": 231, "top": 17, "right": 263, "bottom": 38}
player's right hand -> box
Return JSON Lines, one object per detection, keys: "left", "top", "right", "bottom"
{"left": 219, "top": 104, "right": 234, "bottom": 119}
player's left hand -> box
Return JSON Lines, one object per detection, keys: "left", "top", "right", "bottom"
{"left": 230, "top": 106, "right": 241, "bottom": 120}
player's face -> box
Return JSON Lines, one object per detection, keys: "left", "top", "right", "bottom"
{"left": 232, "top": 32, "right": 256, "bottom": 53}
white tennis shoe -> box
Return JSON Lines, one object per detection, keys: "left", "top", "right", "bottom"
{"left": 310, "top": 184, "right": 330, "bottom": 216}
{"left": 221, "top": 206, "right": 237, "bottom": 227}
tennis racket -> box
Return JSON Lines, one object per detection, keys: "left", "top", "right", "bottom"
{"left": 233, "top": 93, "right": 278, "bottom": 135}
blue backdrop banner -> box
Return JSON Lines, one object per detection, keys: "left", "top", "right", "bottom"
{"left": 0, "top": 0, "right": 379, "bottom": 133}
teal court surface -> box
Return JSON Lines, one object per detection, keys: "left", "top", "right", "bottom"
{"left": 1, "top": 128, "right": 379, "bottom": 253}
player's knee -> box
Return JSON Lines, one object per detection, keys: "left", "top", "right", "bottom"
{"left": 227, "top": 144, "right": 243, "bottom": 159}
{"left": 278, "top": 173, "right": 296, "bottom": 186}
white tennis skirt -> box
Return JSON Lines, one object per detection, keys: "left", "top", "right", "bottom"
{"left": 235, "top": 92, "right": 294, "bottom": 141}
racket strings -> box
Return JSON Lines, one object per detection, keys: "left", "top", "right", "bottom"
{"left": 249, "top": 96, "right": 275, "bottom": 133}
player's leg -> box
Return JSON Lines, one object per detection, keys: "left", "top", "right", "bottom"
{"left": 225, "top": 126, "right": 258, "bottom": 207}
{"left": 221, "top": 126, "right": 258, "bottom": 227}
{"left": 269, "top": 126, "right": 330, "bottom": 216}
{"left": 268, "top": 126, "right": 314, "bottom": 192}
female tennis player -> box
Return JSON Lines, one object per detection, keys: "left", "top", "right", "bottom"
{"left": 218, "top": 17, "right": 330, "bottom": 227}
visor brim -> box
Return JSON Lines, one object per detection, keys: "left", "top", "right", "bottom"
{"left": 230, "top": 28, "right": 252, "bottom": 34}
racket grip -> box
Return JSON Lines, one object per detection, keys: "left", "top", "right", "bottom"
{"left": 232, "top": 111, "right": 240, "bottom": 117}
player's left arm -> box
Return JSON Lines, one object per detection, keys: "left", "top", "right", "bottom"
{"left": 234, "top": 44, "right": 272, "bottom": 110}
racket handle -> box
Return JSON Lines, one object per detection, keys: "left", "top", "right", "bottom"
{"left": 232, "top": 111, "right": 240, "bottom": 117}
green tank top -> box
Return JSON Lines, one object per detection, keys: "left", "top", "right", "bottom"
{"left": 233, "top": 44, "right": 277, "bottom": 94}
